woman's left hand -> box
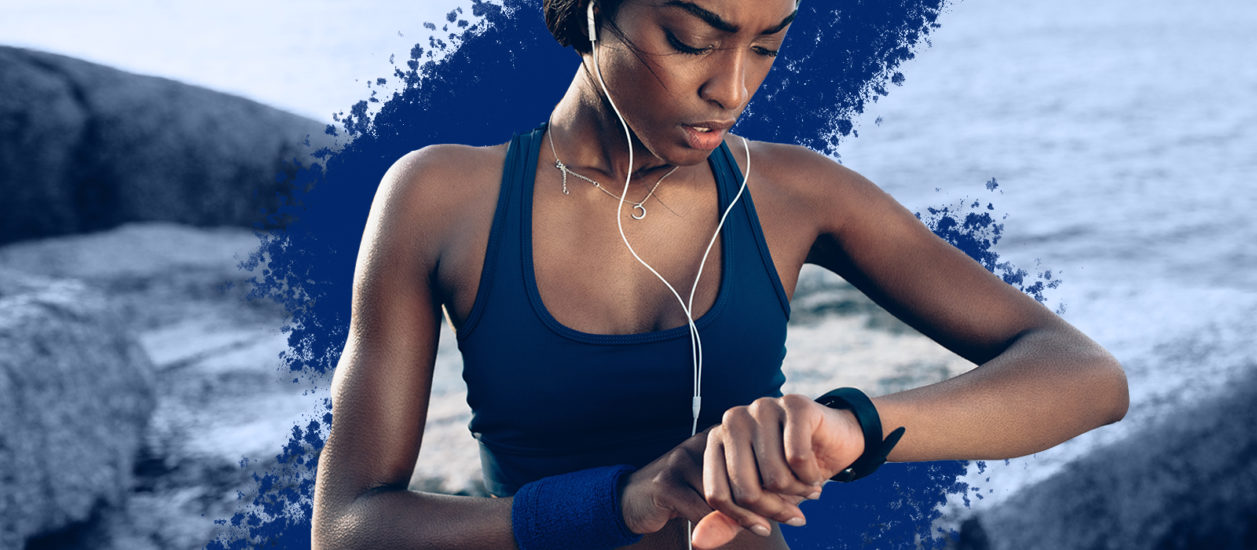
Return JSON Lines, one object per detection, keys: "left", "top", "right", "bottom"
{"left": 690, "top": 394, "right": 866, "bottom": 549}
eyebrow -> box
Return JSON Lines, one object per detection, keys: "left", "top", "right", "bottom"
{"left": 663, "top": 1, "right": 797, "bottom": 35}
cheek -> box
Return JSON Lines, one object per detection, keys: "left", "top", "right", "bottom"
{"left": 645, "top": 70, "right": 692, "bottom": 103}
{"left": 600, "top": 47, "right": 658, "bottom": 90}
{"left": 615, "top": 57, "right": 689, "bottom": 105}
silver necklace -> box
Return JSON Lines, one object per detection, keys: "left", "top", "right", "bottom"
{"left": 546, "top": 118, "right": 679, "bottom": 220}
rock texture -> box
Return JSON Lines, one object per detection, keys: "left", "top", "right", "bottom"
{"left": 0, "top": 46, "right": 329, "bottom": 245}
{"left": 0, "top": 45, "right": 334, "bottom": 547}
{"left": 0, "top": 269, "right": 157, "bottom": 550}
{"left": 1, "top": 223, "right": 307, "bottom": 550}
{"left": 953, "top": 365, "right": 1257, "bottom": 550}
{"left": 0, "top": 222, "right": 286, "bottom": 331}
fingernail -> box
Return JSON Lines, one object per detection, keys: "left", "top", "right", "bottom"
{"left": 806, "top": 490, "right": 822, "bottom": 500}
{"left": 751, "top": 524, "right": 771, "bottom": 537}
{"left": 787, "top": 516, "right": 807, "bottom": 527}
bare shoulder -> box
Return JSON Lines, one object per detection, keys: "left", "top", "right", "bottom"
{"left": 732, "top": 138, "right": 886, "bottom": 236}
{"left": 377, "top": 142, "right": 508, "bottom": 222}
{"left": 368, "top": 142, "right": 509, "bottom": 264}
{"left": 387, "top": 142, "right": 508, "bottom": 180}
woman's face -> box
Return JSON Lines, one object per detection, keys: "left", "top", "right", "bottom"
{"left": 591, "top": 0, "right": 796, "bottom": 166}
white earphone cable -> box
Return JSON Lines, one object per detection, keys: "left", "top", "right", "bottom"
{"left": 586, "top": 4, "right": 751, "bottom": 547}
{"left": 591, "top": 42, "right": 752, "bottom": 435}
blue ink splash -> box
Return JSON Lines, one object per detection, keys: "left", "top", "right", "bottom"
{"left": 791, "top": 462, "right": 969, "bottom": 549}
{"left": 737, "top": 1, "right": 948, "bottom": 155}
{"left": 916, "top": 180, "right": 1064, "bottom": 307}
{"left": 209, "top": 0, "right": 1067, "bottom": 548}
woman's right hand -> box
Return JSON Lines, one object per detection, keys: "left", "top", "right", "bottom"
{"left": 619, "top": 429, "right": 811, "bottom": 539}
{"left": 619, "top": 430, "right": 713, "bottom": 536}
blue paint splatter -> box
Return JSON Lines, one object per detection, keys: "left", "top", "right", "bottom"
{"left": 214, "top": 0, "right": 1064, "bottom": 547}
{"left": 916, "top": 187, "right": 1063, "bottom": 306}
{"left": 787, "top": 461, "right": 969, "bottom": 549}
{"left": 737, "top": 0, "right": 947, "bottom": 155}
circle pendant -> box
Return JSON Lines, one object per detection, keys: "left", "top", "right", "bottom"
{"left": 631, "top": 203, "right": 647, "bottom": 220}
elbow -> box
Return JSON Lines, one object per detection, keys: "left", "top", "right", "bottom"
{"left": 311, "top": 481, "right": 372, "bottom": 550}
{"left": 311, "top": 499, "right": 376, "bottom": 550}
{"left": 1093, "top": 353, "right": 1129, "bottom": 426}
{"left": 311, "top": 526, "right": 335, "bottom": 550}
{"left": 311, "top": 496, "right": 349, "bottom": 550}
{"left": 313, "top": 483, "right": 421, "bottom": 550}
{"left": 1107, "top": 369, "right": 1129, "bottom": 425}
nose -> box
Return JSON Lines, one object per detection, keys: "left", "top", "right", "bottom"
{"left": 699, "top": 49, "right": 749, "bottom": 111}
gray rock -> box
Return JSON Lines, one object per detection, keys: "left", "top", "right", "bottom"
{"left": 1, "top": 223, "right": 312, "bottom": 549}
{"left": 0, "top": 222, "right": 283, "bottom": 330}
{"left": 0, "top": 46, "right": 330, "bottom": 245}
{"left": 0, "top": 270, "right": 157, "bottom": 549}
{"left": 953, "top": 365, "right": 1257, "bottom": 550}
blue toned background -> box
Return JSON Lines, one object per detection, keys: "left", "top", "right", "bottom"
{"left": 4, "top": 0, "right": 1254, "bottom": 548}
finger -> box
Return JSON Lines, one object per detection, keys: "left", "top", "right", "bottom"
{"left": 750, "top": 398, "right": 822, "bottom": 498}
{"left": 657, "top": 483, "right": 716, "bottom": 526}
{"left": 716, "top": 411, "right": 807, "bottom": 532}
{"left": 724, "top": 409, "right": 804, "bottom": 524}
{"left": 691, "top": 511, "right": 744, "bottom": 550}
{"left": 704, "top": 427, "right": 774, "bottom": 536}
{"left": 782, "top": 394, "right": 828, "bottom": 485}
{"left": 664, "top": 448, "right": 717, "bottom": 524}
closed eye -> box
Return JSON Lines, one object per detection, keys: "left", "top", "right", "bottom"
{"left": 667, "top": 29, "right": 779, "bottom": 59}
{"left": 752, "top": 45, "right": 779, "bottom": 58}
{"left": 665, "top": 29, "right": 713, "bottom": 55}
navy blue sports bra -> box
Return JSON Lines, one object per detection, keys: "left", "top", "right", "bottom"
{"left": 456, "top": 124, "right": 791, "bottom": 496}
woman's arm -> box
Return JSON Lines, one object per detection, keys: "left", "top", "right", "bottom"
{"left": 312, "top": 147, "right": 519, "bottom": 549}
{"left": 804, "top": 157, "right": 1128, "bottom": 457}
{"left": 690, "top": 147, "right": 1128, "bottom": 547}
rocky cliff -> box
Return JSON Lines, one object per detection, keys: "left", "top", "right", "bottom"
{"left": 0, "top": 46, "right": 328, "bottom": 245}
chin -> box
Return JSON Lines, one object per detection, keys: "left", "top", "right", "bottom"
{"left": 665, "top": 140, "right": 727, "bottom": 166}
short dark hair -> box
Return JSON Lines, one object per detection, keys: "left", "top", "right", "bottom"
{"left": 543, "top": 0, "right": 626, "bottom": 54}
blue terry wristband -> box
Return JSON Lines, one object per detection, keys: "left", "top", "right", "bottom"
{"left": 511, "top": 465, "right": 643, "bottom": 550}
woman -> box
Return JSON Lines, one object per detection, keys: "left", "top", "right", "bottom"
{"left": 311, "top": 0, "right": 1129, "bottom": 548}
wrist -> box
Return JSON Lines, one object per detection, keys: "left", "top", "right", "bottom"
{"left": 512, "top": 465, "right": 643, "bottom": 549}
{"left": 815, "top": 387, "right": 906, "bottom": 482}
{"left": 821, "top": 405, "right": 866, "bottom": 459}
{"left": 618, "top": 469, "right": 646, "bottom": 535}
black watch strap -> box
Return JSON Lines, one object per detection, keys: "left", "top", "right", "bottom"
{"left": 815, "top": 387, "right": 906, "bottom": 482}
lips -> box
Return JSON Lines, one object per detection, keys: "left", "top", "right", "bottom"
{"left": 685, "top": 120, "right": 735, "bottom": 133}
{"left": 682, "top": 120, "right": 735, "bottom": 150}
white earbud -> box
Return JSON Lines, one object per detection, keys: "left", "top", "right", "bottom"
{"left": 586, "top": 1, "right": 597, "bottom": 44}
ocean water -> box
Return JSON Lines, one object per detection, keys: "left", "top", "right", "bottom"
{"left": 843, "top": 0, "right": 1257, "bottom": 296}
{"left": 846, "top": 3, "right": 1257, "bottom": 357}
{"left": 6, "top": 0, "right": 1255, "bottom": 543}
{"left": 836, "top": 0, "right": 1257, "bottom": 514}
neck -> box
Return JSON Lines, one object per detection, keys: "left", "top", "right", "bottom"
{"left": 548, "top": 67, "right": 674, "bottom": 187}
